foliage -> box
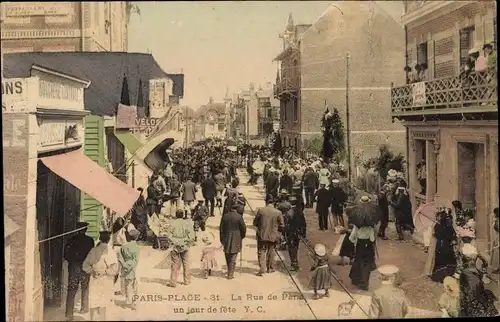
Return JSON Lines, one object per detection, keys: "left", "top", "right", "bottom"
{"left": 126, "top": 2, "right": 141, "bottom": 22}
{"left": 363, "top": 145, "right": 405, "bottom": 183}
{"left": 307, "top": 136, "right": 323, "bottom": 155}
{"left": 321, "top": 108, "right": 346, "bottom": 163}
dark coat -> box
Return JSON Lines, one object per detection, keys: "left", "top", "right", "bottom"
{"left": 303, "top": 171, "right": 319, "bottom": 189}
{"left": 330, "top": 186, "right": 347, "bottom": 213}
{"left": 64, "top": 233, "right": 95, "bottom": 264}
{"left": 181, "top": 180, "right": 197, "bottom": 202}
{"left": 285, "top": 207, "right": 307, "bottom": 240}
{"left": 392, "top": 193, "right": 414, "bottom": 228}
{"left": 220, "top": 210, "right": 247, "bottom": 254}
{"left": 201, "top": 178, "right": 217, "bottom": 199}
{"left": 314, "top": 188, "right": 331, "bottom": 213}
{"left": 253, "top": 205, "right": 284, "bottom": 243}
{"left": 265, "top": 173, "right": 280, "bottom": 193}
{"left": 377, "top": 192, "right": 389, "bottom": 222}
{"left": 279, "top": 175, "right": 293, "bottom": 193}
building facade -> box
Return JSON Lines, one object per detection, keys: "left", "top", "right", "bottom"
{"left": 1, "top": 2, "right": 128, "bottom": 53}
{"left": 193, "top": 98, "right": 227, "bottom": 141}
{"left": 392, "top": 0, "right": 497, "bottom": 267}
{"left": 275, "top": 3, "right": 407, "bottom": 166}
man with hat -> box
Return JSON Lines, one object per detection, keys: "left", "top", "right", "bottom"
{"left": 253, "top": 194, "right": 285, "bottom": 276}
{"left": 368, "top": 265, "right": 409, "bottom": 319}
{"left": 265, "top": 167, "right": 280, "bottom": 201}
{"left": 314, "top": 183, "right": 331, "bottom": 230}
{"left": 117, "top": 229, "right": 140, "bottom": 310}
{"left": 330, "top": 179, "right": 348, "bottom": 228}
{"left": 284, "top": 196, "right": 307, "bottom": 271}
{"left": 220, "top": 198, "right": 247, "bottom": 279}
{"left": 279, "top": 169, "right": 294, "bottom": 194}
{"left": 192, "top": 199, "right": 209, "bottom": 241}
{"left": 303, "top": 166, "right": 319, "bottom": 208}
{"left": 64, "top": 222, "right": 95, "bottom": 320}
{"left": 276, "top": 190, "right": 292, "bottom": 251}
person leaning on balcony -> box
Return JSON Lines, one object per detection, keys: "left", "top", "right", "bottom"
{"left": 484, "top": 43, "right": 497, "bottom": 71}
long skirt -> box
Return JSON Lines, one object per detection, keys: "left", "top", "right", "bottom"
{"left": 309, "top": 266, "right": 331, "bottom": 290}
{"left": 349, "top": 239, "right": 375, "bottom": 289}
{"left": 423, "top": 232, "right": 438, "bottom": 276}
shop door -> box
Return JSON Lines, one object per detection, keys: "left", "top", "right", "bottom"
{"left": 457, "top": 143, "right": 476, "bottom": 210}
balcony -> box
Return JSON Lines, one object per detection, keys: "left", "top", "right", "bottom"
{"left": 274, "top": 77, "right": 299, "bottom": 98}
{"left": 391, "top": 71, "right": 498, "bottom": 120}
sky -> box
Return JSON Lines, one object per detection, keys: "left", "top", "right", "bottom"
{"left": 128, "top": 1, "right": 403, "bottom": 109}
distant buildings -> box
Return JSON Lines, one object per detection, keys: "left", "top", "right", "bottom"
{"left": 193, "top": 97, "right": 227, "bottom": 140}
{"left": 390, "top": 0, "right": 497, "bottom": 259}
{"left": 274, "top": 3, "right": 406, "bottom": 164}
{"left": 226, "top": 82, "right": 279, "bottom": 142}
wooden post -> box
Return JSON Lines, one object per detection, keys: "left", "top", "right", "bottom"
{"left": 131, "top": 161, "right": 135, "bottom": 188}
{"left": 345, "top": 53, "right": 352, "bottom": 183}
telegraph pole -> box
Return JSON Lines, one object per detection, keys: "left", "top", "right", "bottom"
{"left": 184, "top": 105, "right": 189, "bottom": 148}
{"left": 345, "top": 53, "right": 352, "bottom": 183}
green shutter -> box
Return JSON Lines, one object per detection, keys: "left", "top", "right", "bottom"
{"left": 80, "top": 115, "right": 105, "bottom": 239}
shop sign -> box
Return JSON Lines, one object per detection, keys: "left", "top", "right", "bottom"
{"left": 39, "top": 79, "right": 81, "bottom": 102}
{"left": 2, "top": 78, "right": 30, "bottom": 113}
{"left": 130, "top": 118, "right": 160, "bottom": 138}
{"left": 6, "top": 3, "right": 71, "bottom": 17}
{"left": 411, "top": 82, "right": 426, "bottom": 106}
{"left": 39, "top": 122, "right": 66, "bottom": 147}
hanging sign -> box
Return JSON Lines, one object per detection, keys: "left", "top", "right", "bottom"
{"left": 411, "top": 82, "right": 426, "bottom": 106}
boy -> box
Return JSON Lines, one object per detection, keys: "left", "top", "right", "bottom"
{"left": 192, "top": 200, "right": 209, "bottom": 241}
{"left": 117, "top": 229, "right": 140, "bottom": 310}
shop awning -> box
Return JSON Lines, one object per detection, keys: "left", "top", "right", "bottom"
{"left": 114, "top": 130, "right": 142, "bottom": 154}
{"left": 40, "top": 150, "right": 139, "bottom": 215}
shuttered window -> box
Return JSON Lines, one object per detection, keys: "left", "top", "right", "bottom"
{"left": 459, "top": 26, "right": 475, "bottom": 66}
{"left": 106, "top": 129, "right": 127, "bottom": 183}
{"left": 80, "top": 115, "right": 105, "bottom": 240}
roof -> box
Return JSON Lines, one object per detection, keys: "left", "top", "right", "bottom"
{"left": 3, "top": 52, "right": 185, "bottom": 116}
{"left": 195, "top": 103, "right": 226, "bottom": 118}
{"left": 179, "top": 106, "right": 196, "bottom": 118}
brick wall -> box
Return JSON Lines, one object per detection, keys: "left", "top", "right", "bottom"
{"left": 297, "top": 2, "right": 406, "bottom": 159}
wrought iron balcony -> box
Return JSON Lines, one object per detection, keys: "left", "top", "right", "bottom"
{"left": 391, "top": 70, "right": 498, "bottom": 119}
{"left": 274, "top": 77, "right": 299, "bottom": 98}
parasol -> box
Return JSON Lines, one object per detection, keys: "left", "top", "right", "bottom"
{"left": 348, "top": 200, "right": 380, "bottom": 228}
{"left": 413, "top": 201, "right": 437, "bottom": 234}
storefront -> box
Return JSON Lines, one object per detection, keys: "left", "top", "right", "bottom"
{"left": 3, "top": 66, "right": 140, "bottom": 321}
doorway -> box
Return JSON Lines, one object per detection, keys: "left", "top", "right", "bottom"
{"left": 457, "top": 142, "right": 486, "bottom": 240}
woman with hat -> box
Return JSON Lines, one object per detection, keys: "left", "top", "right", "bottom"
{"left": 458, "top": 243, "right": 498, "bottom": 317}
{"left": 390, "top": 183, "right": 414, "bottom": 241}
{"left": 82, "top": 231, "right": 119, "bottom": 321}
{"left": 309, "top": 243, "right": 331, "bottom": 299}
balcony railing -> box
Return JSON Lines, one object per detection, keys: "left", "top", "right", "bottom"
{"left": 274, "top": 77, "right": 299, "bottom": 97}
{"left": 391, "top": 70, "right": 497, "bottom": 116}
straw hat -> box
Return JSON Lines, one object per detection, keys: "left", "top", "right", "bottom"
{"left": 202, "top": 232, "right": 215, "bottom": 245}
{"left": 378, "top": 265, "right": 399, "bottom": 277}
{"left": 443, "top": 276, "right": 459, "bottom": 297}
{"left": 314, "top": 243, "right": 326, "bottom": 256}
{"left": 360, "top": 196, "right": 371, "bottom": 203}
{"left": 332, "top": 179, "right": 340, "bottom": 184}
{"left": 280, "top": 189, "right": 289, "bottom": 195}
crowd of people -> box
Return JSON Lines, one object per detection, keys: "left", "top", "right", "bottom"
{"left": 62, "top": 139, "right": 498, "bottom": 320}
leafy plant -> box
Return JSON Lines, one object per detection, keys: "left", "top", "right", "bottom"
{"left": 373, "top": 145, "right": 405, "bottom": 182}
{"left": 307, "top": 136, "right": 323, "bottom": 155}
{"left": 321, "top": 107, "right": 346, "bottom": 163}
{"left": 126, "top": 1, "right": 141, "bottom": 22}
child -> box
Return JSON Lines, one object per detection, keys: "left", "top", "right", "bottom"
{"left": 117, "top": 229, "right": 140, "bottom": 310}
{"left": 192, "top": 200, "right": 209, "bottom": 241}
{"left": 438, "top": 276, "right": 459, "bottom": 317}
{"left": 338, "top": 224, "right": 356, "bottom": 265}
{"left": 200, "top": 233, "right": 222, "bottom": 279}
{"left": 309, "top": 243, "right": 331, "bottom": 299}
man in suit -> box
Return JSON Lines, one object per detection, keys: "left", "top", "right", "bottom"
{"left": 368, "top": 265, "right": 409, "bottom": 319}
{"left": 213, "top": 170, "right": 226, "bottom": 208}
{"left": 285, "top": 196, "right": 307, "bottom": 271}
{"left": 181, "top": 176, "right": 198, "bottom": 219}
{"left": 314, "top": 184, "right": 331, "bottom": 230}
{"left": 65, "top": 222, "right": 95, "bottom": 321}
{"left": 201, "top": 174, "right": 217, "bottom": 217}
{"left": 279, "top": 169, "right": 294, "bottom": 194}
{"left": 265, "top": 168, "right": 280, "bottom": 201}
{"left": 303, "top": 167, "right": 319, "bottom": 208}
{"left": 220, "top": 199, "right": 247, "bottom": 279}
{"left": 253, "top": 195, "right": 285, "bottom": 276}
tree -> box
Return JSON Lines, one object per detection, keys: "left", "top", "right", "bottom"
{"left": 363, "top": 145, "right": 405, "bottom": 183}
{"left": 126, "top": 2, "right": 141, "bottom": 23}
{"left": 307, "top": 136, "right": 323, "bottom": 155}
{"left": 321, "top": 107, "right": 346, "bottom": 163}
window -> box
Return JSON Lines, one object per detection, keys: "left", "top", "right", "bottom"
{"left": 416, "top": 42, "right": 428, "bottom": 65}
{"left": 293, "top": 97, "right": 298, "bottom": 121}
{"left": 218, "top": 123, "right": 225, "bottom": 132}
{"left": 267, "top": 108, "right": 272, "bottom": 118}
{"left": 459, "top": 26, "right": 475, "bottom": 66}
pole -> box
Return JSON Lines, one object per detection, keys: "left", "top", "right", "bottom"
{"left": 246, "top": 103, "right": 250, "bottom": 144}
{"left": 184, "top": 105, "right": 188, "bottom": 148}
{"left": 345, "top": 53, "right": 352, "bottom": 183}
{"left": 131, "top": 161, "right": 135, "bottom": 188}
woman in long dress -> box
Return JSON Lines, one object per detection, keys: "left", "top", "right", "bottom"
{"left": 430, "top": 210, "right": 457, "bottom": 283}
{"left": 83, "top": 231, "right": 119, "bottom": 321}
{"left": 491, "top": 207, "right": 499, "bottom": 274}
{"left": 423, "top": 211, "right": 441, "bottom": 276}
